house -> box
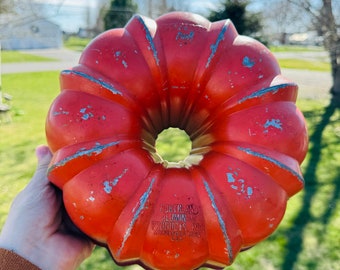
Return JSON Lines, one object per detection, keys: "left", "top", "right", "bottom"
{"left": 288, "top": 31, "right": 323, "bottom": 46}
{"left": 0, "top": 15, "right": 62, "bottom": 50}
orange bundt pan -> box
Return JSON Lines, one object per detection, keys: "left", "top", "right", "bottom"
{"left": 46, "top": 12, "right": 308, "bottom": 270}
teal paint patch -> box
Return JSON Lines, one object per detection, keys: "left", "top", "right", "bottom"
{"left": 176, "top": 31, "right": 194, "bottom": 41}
{"left": 247, "top": 186, "right": 253, "bottom": 197}
{"left": 48, "top": 141, "right": 120, "bottom": 171}
{"left": 203, "top": 180, "right": 233, "bottom": 260}
{"left": 136, "top": 15, "right": 160, "bottom": 66}
{"left": 238, "top": 83, "right": 293, "bottom": 104}
{"left": 226, "top": 168, "right": 253, "bottom": 199}
{"left": 227, "top": 172, "right": 235, "bottom": 183}
{"left": 62, "top": 70, "right": 122, "bottom": 96}
{"left": 205, "top": 23, "right": 228, "bottom": 68}
{"left": 237, "top": 146, "right": 304, "bottom": 183}
{"left": 79, "top": 106, "right": 94, "bottom": 120}
{"left": 103, "top": 168, "right": 129, "bottom": 194}
{"left": 242, "top": 56, "right": 255, "bottom": 68}
{"left": 53, "top": 109, "right": 69, "bottom": 116}
{"left": 264, "top": 119, "right": 283, "bottom": 132}
{"left": 117, "top": 177, "right": 156, "bottom": 256}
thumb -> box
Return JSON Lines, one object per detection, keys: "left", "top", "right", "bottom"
{"left": 30, "top": 145, "right": 53, "bottom": 187}
{"left": 36, "top": 145, "right": 52, "bottom": 166}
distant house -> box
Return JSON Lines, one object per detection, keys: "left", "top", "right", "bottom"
{"left": 288, "top": 31, "right": 323, "bottom": 46}
{"left": 0, "top": 15, "right": 62, "bottom": 50}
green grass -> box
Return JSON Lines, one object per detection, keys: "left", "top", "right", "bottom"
{"left": 277, "top": 58, "right": 331, "bottom": 72}
{"left": 1, "top": 50, "right": 56, "bottom": 63}
{"left": 155, "top": 127, "right": 192, "bottom": 162}
{"left": 269, "top": 45, "right": 324, "bottom": 53}
{"left": 0, "top": 72, "right": 339, "bottom": 270}
{"left": 64, "top": 36, "right": 92, "bottom": 51}
{"left": 0, "top": 72, "right": 59, "bottom": 228}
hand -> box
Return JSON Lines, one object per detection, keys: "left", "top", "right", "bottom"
{"left": 0, "top": 145, "right": 94, "bottom": 270}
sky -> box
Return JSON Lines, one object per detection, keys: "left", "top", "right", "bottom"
{"left": 32, "top": 0, "right": 222, "bottom": 33}
{"left": 32, "top": 0, "right": 100, "bottom": 32}
{"left": 31, "top": 0, "right": 267, "bottom": 33}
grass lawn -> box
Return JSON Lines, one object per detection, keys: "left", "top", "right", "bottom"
{"left": 1, "top": 50, "right": 57, "bottom": 63}
{"left": 277, "top": 58, "right": 330, "bottom": 72}
{"left": 0, "top": 70, "right": 339, "bottom": 270}
{"left": 64, "top": 36, "right": 92, "bottom": 51}
{"left": 269, "top": 45, "right": 324, "bottom": 53}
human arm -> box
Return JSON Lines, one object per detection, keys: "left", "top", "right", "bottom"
{"left": 0, "top": 145, "right": 94, "bottom": 270}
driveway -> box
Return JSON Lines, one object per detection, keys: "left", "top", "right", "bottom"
{"left": 1, "top": 48, "right": 333, "bottom": 100}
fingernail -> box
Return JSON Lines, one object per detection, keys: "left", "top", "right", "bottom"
{"left": 35, "top": 145, "right": 50, "bottom": 161}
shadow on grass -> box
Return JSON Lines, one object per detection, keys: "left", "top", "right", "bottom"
{"left": 282, "top": 98, "right": 339, "bottom": 270}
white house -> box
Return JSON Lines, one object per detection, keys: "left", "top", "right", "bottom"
{"left": 0, "top": 15, "right": 62, "bottom": 50}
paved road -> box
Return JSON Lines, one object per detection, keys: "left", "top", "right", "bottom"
{"left": 275, "top": 50, "right": 332, "bottom": 100}
{"left": 281, "top": 68, "right": 331, "bottom": 100}
{"left": 1, "top": 48, "right": 81, "bottom": 74}
{"left": 1, "top": 48, "right": 332, "bottom": 100}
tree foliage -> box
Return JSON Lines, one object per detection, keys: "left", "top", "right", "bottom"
{"left": 104, "top": 0, "right": 137, "bottom": 30}
{"left": 208, "top": 0, "right": 263, "bottom": 37}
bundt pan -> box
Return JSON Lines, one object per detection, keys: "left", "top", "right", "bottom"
{"left": 46, "top": 11, "right": 308, "bottom": 270}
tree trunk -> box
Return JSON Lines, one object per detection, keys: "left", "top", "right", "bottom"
{"left": 332, "top": 63, "right": 340, "bottom": 104}
{"left": 320, "top": 0, "right": 340, "bottom": 105}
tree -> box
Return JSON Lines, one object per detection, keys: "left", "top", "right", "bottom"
{"left": 288, "top": 0, "right": 340, "bottom": 103}
{"left": 0, "top": 0, "right": 11, "bottom": 14}
{"left": 208, "top": 0, "right": 263, "bottom": 38}
{"left": 104, "top": 0, "right": 138, "bottom": 30}
{"left": 261, "top": 0, "right": 309, "bottom": 44}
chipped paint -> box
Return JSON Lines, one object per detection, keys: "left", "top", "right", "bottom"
{"left": 238, "top": 83, "right": 293, "bottom": 104}
{"left": 237, "top": 146, "right": 304, "bottom": 183}
{"left": 206, "top": 23, "right": 228, "bottom": 68}
{"left": 263, "top": 119, "right": 283, "bottom": 133}
{"left": 121, "top": 60, "right": 128, "bottom": 68}
{"left": 48, "top": 141, "right": 120, "bottom": 171}
{"left": 117, "top": 177, "right": 156, "bottom": 257}
{"left": 53, "top": 108, "right": 69, "bottom": 116}
{"left": 176, "top": 31, "right": 194, "bottom": 41}
{"left": 136, "top": 15, "right": 160, "bottom": 66}
{"left": 227, "top": 172, "right": 236, "bottom": 183}
{"left": 203, "top": 180, "right": 233, "bottom": 260}
{"left": 62, "top": 70, "right": 122, "bottom": 96}
{"left": 79, "top": 106, "right": 94, "bottom": 120}
{"left": 242, "top": 56, "right": 255, "bottom": 68}
{"left": 226, "top": 169, "right": 253, "bottom": 199}
{"left": 103, "top": 168, "right": 128, "bottom": 194}
{"left": 114, "top": 51, "right": 128, "bottom": 68}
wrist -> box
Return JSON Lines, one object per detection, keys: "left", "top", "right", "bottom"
{"left": 0, "top": 248, "right": 41, "bottom": 270}
{"left": 0, "top": 234, "right": 46, "bottom": 269}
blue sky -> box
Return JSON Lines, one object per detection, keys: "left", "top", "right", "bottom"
{"left": 33, "top": 0, "right": 266, "bottom": 33}
{"left": 33, "top": 0, "right": 222, "bottom": 32}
